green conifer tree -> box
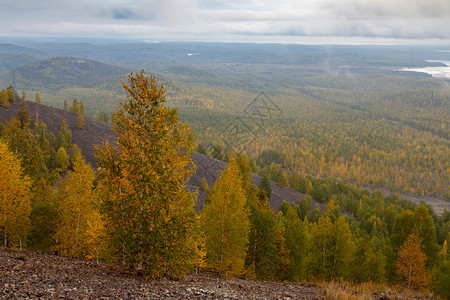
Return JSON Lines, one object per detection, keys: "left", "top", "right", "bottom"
{"left": 284, "top": 206, "right": 307, "bottom": 281}
{"left": 259, "top": 175, "right": 272, "bottom": 200}
{"left": 6, "top": 85, "right": 17, "bottom": 102}
{"left": 17, "top": 101, "right": 30, "bottom": 128}
{"left": 246, "top": 197, "right": 279, "bottom": 280}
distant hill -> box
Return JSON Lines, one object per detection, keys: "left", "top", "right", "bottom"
{"left": 0, "top": 100, "right": 317, "bottom": 213}
{"left": 0, "top": 53, "right": 39, "bottom": 74}
{"left": 142, "top": 60, "right": 218, "bottom": 80}
{"left": 0, "top": 57, "right": 130, "bottom": 91}
{"left": 0, "top": 43, "right": 45, "bottom": 57}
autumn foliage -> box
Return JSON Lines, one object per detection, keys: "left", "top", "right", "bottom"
{"left": 202, "top": 156, "right": 250, "bottom": 278}
{"left": 396, "top": 231, "right": 430, "bottom": 291}
{"left": 0, "top": 140, "right": 32, "bottom": 249}
{"left": 96, "top": 71, "right": 197, "bottom": 278}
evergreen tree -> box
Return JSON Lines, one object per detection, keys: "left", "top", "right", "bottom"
{"left": 69, "top": 144, "right": 82, "bottom": 168}
{"left": 274, "top": 211, "right": 290, "bottom": 280}
{"left": 391, "top": 206, "right": 439, "bottom": 268}
{"left": 413, "top": 205, "right": 440, "bottom": 267}
{"left": 96, "top": 71, "right": 197, "bottom": 278}
{"left": 297, "top": 195, "right": 312, "bottom": 220}
{"left": 284, "top": 206, "right": 307, "bottom": 281}
{"left": 17, "top": 101, "right": 30, "bottom": 128}
{"left": 279, "top": 200, "right": 290, "bottom": 216}
{"left": 350, "top": 237, "right": 385, "bottom": 283}
{"left": 246, "top": 199, "right": 279, "bottom": 280}
{"left": 6, "top": 85, "right": 17, "bottom": 102}
{"left": 307, "top": 204, "right": 322, "bottom": 223}
{"left": 259, "top": 175, "right": 272, "bottom": 200}
{"left": 211, "top": 144, "right": 227, "bottom": 161}
{"left": 98, "top": 111, "right": 109, "bottom": 122}
{"left": 431, "top": 241, "right": 450, "bottom": 299}
{"left": 200, "top": 177, "right": 211, "bottom": 205}
{"left": 28, "top": 176, "right": 59, "bottom": 253}
{"left": 57, "top": 120, "right": 72, "bottom": 149}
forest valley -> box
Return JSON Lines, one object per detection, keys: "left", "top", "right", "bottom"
{"left": 0, "top": 74, "right": 449, "bottom": 299}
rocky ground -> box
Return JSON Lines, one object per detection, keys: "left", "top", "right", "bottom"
{"left": 0, "top": 249, "right": 439, "bottom": 300}
{"left": 0, "top": 248, "right": 322, "bottom": 299}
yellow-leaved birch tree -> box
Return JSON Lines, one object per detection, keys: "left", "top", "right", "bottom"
{"left": 96, "top": 71, "right": 197, "bottom": 279}
{"left": 0, "top": 140, "right": 32, "bottom": 249}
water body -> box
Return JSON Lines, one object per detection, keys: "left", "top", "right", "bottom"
{"left": 398, "top": 60, "right": 450, "bottom": 78}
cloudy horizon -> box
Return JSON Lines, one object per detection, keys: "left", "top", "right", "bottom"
{"left": 1, "top": 0, "right": 450, "bottom": 44}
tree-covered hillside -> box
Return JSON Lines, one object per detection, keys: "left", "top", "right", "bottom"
{"left": 0, "top": 56, "right": 130, "bottom": 91}
{"left": 0, "top": 53, "right": 38, "bottom": 74}
{"left": 1, "top": 42, "right": 448, "bottom": 202}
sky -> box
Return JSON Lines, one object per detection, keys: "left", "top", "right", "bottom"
{"left": 1, "top": 0, "right": 450, "bottom": 44}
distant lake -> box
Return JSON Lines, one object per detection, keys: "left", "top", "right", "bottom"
{"left": 398, "top": 60, "right": 450, "bottom": 78}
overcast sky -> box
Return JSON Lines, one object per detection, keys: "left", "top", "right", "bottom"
{"left": 1, "top": 0, "right": 450, "bottom": 43}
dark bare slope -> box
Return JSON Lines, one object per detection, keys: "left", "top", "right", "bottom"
{"left": 0, "top": 99, "right": 114, "bottom": 165}
{"left": 189, "top": 152, "right": 321, "bottom": 212}
{"left": 0, "top": 100, "right": 318, "bottom": 213}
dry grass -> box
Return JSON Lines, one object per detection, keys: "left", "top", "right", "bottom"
{"left": 321, "top": 281, "right": 375, "bottom": 300}
{"left": 318, "top": 280, "right": 437, "bottom": 300}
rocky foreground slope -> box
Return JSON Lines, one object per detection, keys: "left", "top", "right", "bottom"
{"left": 0, "top": 249, "right": 322, "bottom": 300}
{"left": 1, "top": 249, "right": 440, "bottom": 300}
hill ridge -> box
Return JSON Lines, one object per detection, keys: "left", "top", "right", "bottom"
{"left": 0, "top": 56, "right": 130, "bottom": 91}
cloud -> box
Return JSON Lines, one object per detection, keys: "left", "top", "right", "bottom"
{"left": 1, "top": 0, "right": 449, "bottom": 41}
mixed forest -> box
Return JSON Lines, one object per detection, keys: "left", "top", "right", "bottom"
{"left": 1, "top": 44, "right": 448, "bottom": 204}
{"left": 0, "top": 42, "right": 449, "bottom": 298}
{"left": 1, "top": 69, "right": 449, "bottom": 299}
